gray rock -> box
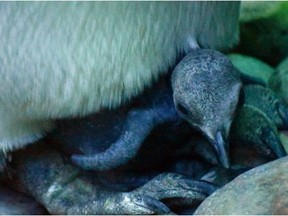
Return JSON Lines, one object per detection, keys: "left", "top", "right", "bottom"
{"left": 194, "top": 156, "right": 288, "bottom": 215}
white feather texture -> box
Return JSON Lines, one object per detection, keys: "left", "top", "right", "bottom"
{"left": 0, "top": 2, "right": 240, "bottom": 152}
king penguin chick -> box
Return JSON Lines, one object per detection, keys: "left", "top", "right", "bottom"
{"left": 0, "top": 2, "right": 240, "bottom": 163}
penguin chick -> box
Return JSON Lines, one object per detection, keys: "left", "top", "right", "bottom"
{"left": 0, "top": 2, "right": 240, "bottom": 158}
{"left": 172, "top": 49, "right": 242, "bottom": 168}
{"left": 58, "top": 49, "right": 242, "bottom": 171}
{"left": 243, "top": 85, "right": 288, "bottom": 129}
{"left": 230, "top": 104, "right": 287, "bottom": 161}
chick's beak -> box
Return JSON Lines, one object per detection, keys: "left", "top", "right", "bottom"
{"left": 212, "top": 131, "right": 230, "bottom": 169}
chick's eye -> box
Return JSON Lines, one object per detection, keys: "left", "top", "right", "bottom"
{"left": 176, "top": 103, "right": 190, "bottom": 116}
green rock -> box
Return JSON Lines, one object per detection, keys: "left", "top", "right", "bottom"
{"left": 228, "top": 53, "right": 274, "bottom": 84}
{"left": 195, "top": 156, "right": 288, "bottom": 215}
{"left": 269, "top": 56, "right": 288, "bottom": 105}
{"left": 238, "top": 2, "right": 288, "bottom": 65}
{"left": 240, "top": 2, "right": 282, "bottom": 22}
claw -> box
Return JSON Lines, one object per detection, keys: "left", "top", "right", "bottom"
{"left": 133, "top": 173, "right": 218, "bottom": 211}
{"left": 128, "top": 194, "right": 172, "bottom": 215}
{"left": 201, "top": 166, "right": 250, "bottom": 186}
{"left": 177, "top": 177, "right": 218, "bottom": 196}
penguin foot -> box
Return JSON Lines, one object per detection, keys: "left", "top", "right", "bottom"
{"left": 132, "top": 172, "right": 218, "bottom": 212}
{"left": 68, "top": 192, "right": 172, "bottom": 215}
{"left": 46, "top": 171, "right": 217, "bottom": 214}
{"left": 12, "top": 145, "right": 172, "bottom": 215}
{"left": 13, "top": 144, "right": 217, "bottom": 214}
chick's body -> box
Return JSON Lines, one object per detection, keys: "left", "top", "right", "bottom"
{"left": 0, "top": 2, "right": 240, "bottom": 152}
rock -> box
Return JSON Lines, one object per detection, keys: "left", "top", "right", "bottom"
{"left": 194, "top": 156, "right": 288, "bottom": 215}
{"left": 243, "top": 85, "right": 288, "bottom": 129}
{"left": 237, "top": 2, "right": 288, "bottom": 65}
{"left": 240, "top": 2, "right": 282, "bottom": 22}
{"left": 228, "top": 53, "right": 274, "bottom": 85}
{"left": 269, "top": 57, "right": 288, "bottom": 105}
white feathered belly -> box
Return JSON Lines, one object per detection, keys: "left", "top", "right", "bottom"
{"left": 0, "top": 2, "right": 183, "bottom": 120}
{"left": 0, "top": 1, "right": 240, "bottom": 119}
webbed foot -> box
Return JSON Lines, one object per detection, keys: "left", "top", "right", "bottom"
{"left": 68, "top": 192, "right": 172, "bottom": 215}
{"left": 244, "top": 84, "right": 288, "bottom": 129}
{"left": 132, "top": 173, "right": 218, "bottom": 212}
{"left": 11, "top": 143, "right": 173, "bottom": 214}
{"left": 230, "top": 104, "right": 287, "bottom": 160}
{"left": 13, "top": 142, "right": 225, "bottom": 214}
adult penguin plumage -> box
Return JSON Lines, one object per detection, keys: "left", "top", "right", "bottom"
{"left": 0, "top": 2, "right": 240, "bottom": 156}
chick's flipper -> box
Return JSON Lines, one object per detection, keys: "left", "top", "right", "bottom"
{"left": 72, "top": 103, "right": 179, "bottom": 171}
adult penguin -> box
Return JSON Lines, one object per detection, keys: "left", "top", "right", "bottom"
{"left": 0, "top": 2, "right": 240, "bottom": 168}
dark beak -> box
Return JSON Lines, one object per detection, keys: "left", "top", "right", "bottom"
{"left": 212, "top": 131, "right": 230, "bottom": 169}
